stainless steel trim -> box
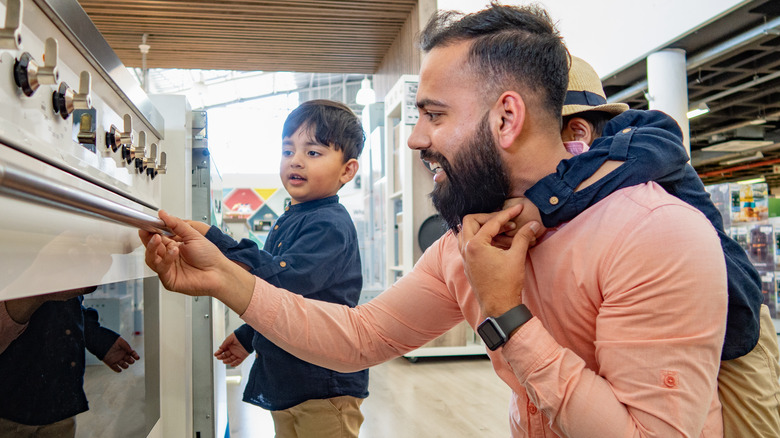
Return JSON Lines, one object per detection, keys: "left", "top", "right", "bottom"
{"left": 32, "top": 0, "right": 165, "bottom": 139}
{"left": 0, "top": 159, "right": 173, "bottom": 236}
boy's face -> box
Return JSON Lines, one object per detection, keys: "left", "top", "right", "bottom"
{"left": 280, "top": 125, "right": 357, "bottom": 205}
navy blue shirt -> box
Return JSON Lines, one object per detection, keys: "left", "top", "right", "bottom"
{"left": 206, "top": 195, "right": 368, "bottom": 410}
{"left": 525, "top": 110, "right": 763, "bottom": 360}
{"left": 0, "top": 297, "right": 119, "bottom": 425}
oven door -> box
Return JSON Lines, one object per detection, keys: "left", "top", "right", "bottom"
{"left": 0, "top": 143, "right": 167, "bottom": 300}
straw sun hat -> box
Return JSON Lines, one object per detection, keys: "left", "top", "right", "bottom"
{"left": 562, "top": 56, "right": 629, "bottom": 117}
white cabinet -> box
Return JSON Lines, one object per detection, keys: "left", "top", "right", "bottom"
{"left": 383, "top": 75, "right": 485, "bottom": 360}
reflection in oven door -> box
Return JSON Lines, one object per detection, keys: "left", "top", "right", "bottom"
{"left": 0, "top": 0, "right": 175, "bottom": 436}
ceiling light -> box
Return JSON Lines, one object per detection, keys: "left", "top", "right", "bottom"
{"left": 687, "top": 102, "right": 709, "bottom": 119}
{"left": 701, "top": 138, "right": 774, "bottom": 152}
{"left": 736, "top": 176, "right": 766, "bottom": 185}
{"left": 355, "top": 76, "right": 376, "bottom": 106}
{"left": 719, "top": 151, "right": 764, "bottom": 166}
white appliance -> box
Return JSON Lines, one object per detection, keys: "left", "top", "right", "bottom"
{"left": 0, "top": 0, "right": 169, "bottom": 300}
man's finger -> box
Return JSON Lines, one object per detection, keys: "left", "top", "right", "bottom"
{"left": 471, "top": 204, "right": 524, "bottom": 243}
{"left": 506, "top": 221, "right": 542, "bottom": 259}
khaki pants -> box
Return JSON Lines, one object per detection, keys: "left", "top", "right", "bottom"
{"left": 719, "top": 304, "right": 780, "bottom": 438}
{"left": 270, "top": 395, "right": 364, "bottom": 438}
{"left": 0, "top": 416, "right": 76, "bottom": 438}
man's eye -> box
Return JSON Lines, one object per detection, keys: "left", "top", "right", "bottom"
{"left": 425, "top": 111, "right": 441, "bottom": 121}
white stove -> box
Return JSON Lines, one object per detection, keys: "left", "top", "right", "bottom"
{"left": 0, "top": 0, "right": 170, "bottom": 299}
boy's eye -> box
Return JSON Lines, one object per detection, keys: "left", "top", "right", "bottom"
{"left": 282, "top": 150, "right": 293, "bottom": 157}
{"left": 307, "top": 150, "right": 321, "bottom": 157}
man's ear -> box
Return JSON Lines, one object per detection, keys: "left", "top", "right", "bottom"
{"left": 495, "top": 92, "right": 526, "bottom": 151}
{"left": 340, "top": 158, "right": 360, "bottom": 185}
{"left": 562, "top": 117, "right": 594, "bottom": 144}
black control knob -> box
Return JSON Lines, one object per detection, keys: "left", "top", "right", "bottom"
{"left": 105, "top": 124, "right": 122, "bottom": 153}
{"left": 13, "top": 52, "right": 38, "bottom": 97}
{"left": 52, "top": 82, "right": 74, "bottom": 120}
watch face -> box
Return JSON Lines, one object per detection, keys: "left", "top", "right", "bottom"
{"left": 477, "top": 318, "right": 506, "bottom": 351}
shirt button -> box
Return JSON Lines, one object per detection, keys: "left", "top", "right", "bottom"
{"left": 70, "top": 361, "right": 76, "bottom": 367}
{"left": 622, "top": 128, "right": 631, "bottom": 134}
{"left": 280, "top": 261, "right": 287, "bottom": 268}
{"left": 549, "top": 196, "right": 559, "bottom": 205}
{"left": 65, "top": 329, "right": 71, "bottom": 335}
{"left": 528, "top": 404, "right": 538, "bottom": 415}
{"left": 274, "top": 225, "right": 279, "bottom": 230}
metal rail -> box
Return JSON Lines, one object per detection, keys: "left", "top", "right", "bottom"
{"left": 0, "top": 159, "right": 173, "bottom": 236}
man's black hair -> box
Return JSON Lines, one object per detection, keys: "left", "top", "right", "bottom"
{"left": 282, "top": 99, "right": 365, "bottom": 162}
{"left": 418, "top": 1, "right": 569, "bottom": 122}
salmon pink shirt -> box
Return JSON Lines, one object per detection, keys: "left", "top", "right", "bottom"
{"left": 242, "top": 182, "right": 727, "bottom": 437}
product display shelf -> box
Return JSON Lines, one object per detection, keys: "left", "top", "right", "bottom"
{"left": 383, "top": 75, "right": 486, "bottom": 360}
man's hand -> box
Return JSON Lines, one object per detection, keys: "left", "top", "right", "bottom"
{"left": 458, "top": 204, "right": 543, "bottom": 317}
{"left": 214, "top": 332, "right": 250, "bottom": 367}
{"left": 139, "top": 210, "right": 255, "bottom": 315}
{"left": 102, "top": 337, "right": 140, "bottom": 372}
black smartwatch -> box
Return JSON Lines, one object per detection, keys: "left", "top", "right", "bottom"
{"left": 477, "top": 304, "right": 533, "bottom": 351}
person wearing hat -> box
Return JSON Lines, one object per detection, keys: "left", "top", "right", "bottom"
{"left": 515, "top": 55, "right": 780, "bottom": 438}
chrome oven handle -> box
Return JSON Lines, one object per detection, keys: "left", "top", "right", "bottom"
{"left": 0, "top": 160, "right": 173, "bottom": 236}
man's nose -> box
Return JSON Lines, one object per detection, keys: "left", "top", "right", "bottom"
{"left": 407, "top": 122, "right": 429, "bottom": 150}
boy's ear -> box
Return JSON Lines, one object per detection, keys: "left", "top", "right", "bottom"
{"left": 339, "top": 158, "right": 359, "bottom": 185}
{"left": 562, "top": 117, "right": 595, "bottom": 144}
{"left": 494, "top": 91, "right": 526, "bottom": 151}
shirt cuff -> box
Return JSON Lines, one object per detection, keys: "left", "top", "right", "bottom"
{"left": 501, "top": 317, "right": 562, "bottom": 382}
{"left": 239, "top": 277, "right": 282, "bottom": 333}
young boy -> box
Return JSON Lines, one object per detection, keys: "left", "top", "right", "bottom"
{"left": 197, "top": 99, "right": 368, "bottom": 437}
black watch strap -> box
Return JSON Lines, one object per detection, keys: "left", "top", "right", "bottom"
{"left": 478, "top": 304, "right": 533, "bottom": 351}
{"left": 495, "top": 304, "right": 533, "bottom": 335}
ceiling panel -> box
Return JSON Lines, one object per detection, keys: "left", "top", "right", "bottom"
{"left": 77, "top": 0, "right": 417, "bottom": 73}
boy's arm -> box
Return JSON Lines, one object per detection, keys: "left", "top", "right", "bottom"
{"left": 83, "top": 300, "right": 121, "bottom": 360}
{"left": 204, "top": 226, "right": 271, "bottom": 275}
{"left": 525, "top": 109, "right": 690, "bottom": 227}
{"left": 205, "top": 217, "right": 356, "bottom": 297}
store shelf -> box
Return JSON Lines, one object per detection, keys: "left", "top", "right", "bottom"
{"left": 403, "top": 343, "right": 487, "bottom": 362}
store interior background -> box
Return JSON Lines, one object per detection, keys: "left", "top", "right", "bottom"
{"left": 22, "top": 0, "right": 779, "bottom": 436}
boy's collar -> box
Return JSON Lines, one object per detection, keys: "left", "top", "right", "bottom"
{"left": 286, "top": 195, "right": 339, "bottom": 213}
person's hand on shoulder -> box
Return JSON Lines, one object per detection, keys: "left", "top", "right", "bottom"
{"left": 458, "top": 204, "right": 544, "bottom": 317}
{"left": 214, "top": 332, "right": 250, "bottom": 367}
{"left": 493, "top": 197, "right": 544, "bottom": 249}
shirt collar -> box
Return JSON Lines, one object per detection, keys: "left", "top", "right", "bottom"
{"left": 286, "top": 195, "right": 339, "bottom": 213}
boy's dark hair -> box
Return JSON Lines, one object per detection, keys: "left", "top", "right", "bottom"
{"left": 418, "top": 1, "right": 569, "bottom": 123}
{"left": 562, "top": 110, "right": 611, "bottom": 139}
{"left": 282, "top": 99, "right": 365, "bottom": 162}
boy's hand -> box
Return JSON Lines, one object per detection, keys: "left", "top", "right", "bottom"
{"left": 214, "top": 332, "right": 250, "bottom": 367}
{"left": 493, "top": 197, "right": 544, "bottom": 249}
{"left": 102, "top": 336, "right": 140, "bottom": 372}
{"left": 185, "top": 220, "right": 211, "bottom": 236}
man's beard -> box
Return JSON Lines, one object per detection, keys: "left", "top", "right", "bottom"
{"left": 422, "top": 114, "right": 511, "bottom": 232}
